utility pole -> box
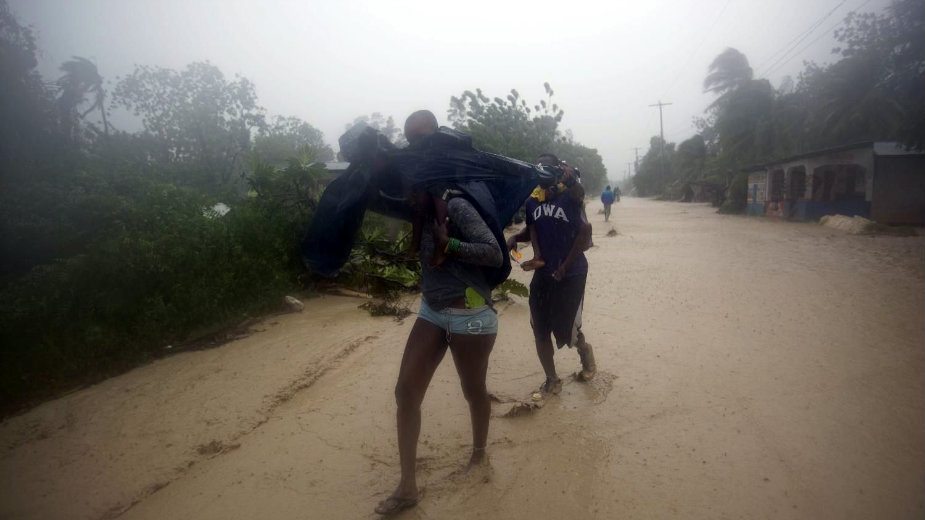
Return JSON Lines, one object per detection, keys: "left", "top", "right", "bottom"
{"left": 648, "top": 100, "right": 673, "bottom": 143}
{"left": 649, "top": 101, "right": 673, "bottom": 181}
{"left": 631, "top": 147, "right": 641, "bottom": 171}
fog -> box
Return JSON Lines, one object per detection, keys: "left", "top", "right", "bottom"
{"left": 4, "top": 3, "right": 924, "bottom": 517}
{"left": 10, "top": 0, "right": 891, "bottom": 181}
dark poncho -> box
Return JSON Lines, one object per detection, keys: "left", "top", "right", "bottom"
{"left": 301, "top": 124, "right": 540, "bottom": 289}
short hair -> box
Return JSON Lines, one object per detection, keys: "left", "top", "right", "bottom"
{"left": 404, "top": 110, "right": 438, "bottom": 133}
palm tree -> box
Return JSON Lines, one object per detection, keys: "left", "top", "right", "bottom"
{"left": 704, "top": 48, "right": 754, "bottom": 97}
{"left": 713, "top": 79, "right": 775, "bottom": 164}
{"left": 56, "top": 56, "right": 109, "bottom": 141}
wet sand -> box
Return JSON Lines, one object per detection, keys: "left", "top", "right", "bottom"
{"left": 2, "top": 197, "right": 924, "bottom": 519}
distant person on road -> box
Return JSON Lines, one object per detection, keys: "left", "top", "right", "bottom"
{"left": 614, "top": 185, "right": 622, "bottom": 202}
{"left": 508, "top": 153, "right": 596, "bottom": 396}
{"left": 601, "top": 185, "right": 615, "bottom": 222}
{"left": 375, "top": 110, "right": 502, "bottom": 516}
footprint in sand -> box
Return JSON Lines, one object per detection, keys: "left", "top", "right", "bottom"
{"left": 489, "top": 372, "right": 617, "bottom": 416}
{"left": 572, "top": 371, "right": 616, "bottom": 404}
{"left": 488, "top": 391, "right": 544, "bottom": 418}
{"left": 446, "top": 459, "right": 493, "bottom": 486}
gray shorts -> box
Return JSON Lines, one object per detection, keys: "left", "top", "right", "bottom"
{"left": 419, "top": 300, "right": 498, "bottom": 335}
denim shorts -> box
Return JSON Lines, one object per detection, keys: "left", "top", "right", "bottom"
{"left": 419, "top": 300, "right": 498, "bottom": 335}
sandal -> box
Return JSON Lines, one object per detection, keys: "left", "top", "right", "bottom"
{"left": 374, "top": 495, "right": 419, "bottom": 516}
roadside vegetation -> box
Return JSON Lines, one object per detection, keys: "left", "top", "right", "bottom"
{"left": 449, "top": 83, "right": 609, "bottom": 195}
{"left": 0, "top": 1, "right": 602, "bottom": 414}
{"left": 630, "top": 0, "right": 924, "bottom": 211}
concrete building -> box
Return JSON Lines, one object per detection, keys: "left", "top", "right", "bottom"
{"left": 744, "top": 142, "right": 925, "bottom": 225}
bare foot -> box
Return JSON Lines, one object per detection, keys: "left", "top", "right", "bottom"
{"left": 448, "top": 452, "right": 492, "bottom": 484}
{"left": 468, "top": 447, "right": 487, "bottom": 466}
{"left": 375, "top": 482, "right": 420, "bottom": 515}
{"left": 540, "top": 377, "right": 562, "bottom": 395}
{"left": 576, "top": 369, "right": 595, "bottom": 382}
{"left": 374, "top": 496, "right": 418, "bottom": 515}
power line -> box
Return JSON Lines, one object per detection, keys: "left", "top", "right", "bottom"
{"left": 758, "top": 0, "right": 851, "bottom": 78}
{"left": 764, "top": 0, "right": 873, "bottom": 79}
{"left": 648, "top": 101, "right": 673, "bottom": 143}
{"left": 649, "top": 101, "right": 672, "bottom": 179}
{"left": 660, "top": 0, "right": 733, "bottom": 99}
{"left": 661, "top": 114, "right": 701, "bottom": 144}
{"left": 755, "top": 0, "right": 849, "bottom": 74}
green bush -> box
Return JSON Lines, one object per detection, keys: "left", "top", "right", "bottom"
{"left": 0, "top": 161, "right": 320, "bottom": 414}
{"left": 337, "top": 215, "right": 420, "bottom": 299}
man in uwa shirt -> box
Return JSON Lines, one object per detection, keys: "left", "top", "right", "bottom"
{"left": 507, "top": 153, "right": 596, "bottom": 395}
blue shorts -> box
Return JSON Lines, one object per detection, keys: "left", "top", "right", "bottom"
{"left": 418, "top": 300, "right": 498, "bottom": 335}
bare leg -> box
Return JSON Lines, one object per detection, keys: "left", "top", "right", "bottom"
{"left": 448, "top": 333, "right": 496, "bottom": 466}
{"left": 534, "top": 334, "right": 558, "bottom": 385}
{"left": 529, "top": 277, "right": 559, "bottom": 392}
{"left": 389, "top": 319, "right": 448, "bottom": 501}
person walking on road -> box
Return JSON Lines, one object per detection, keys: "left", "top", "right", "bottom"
{"left": 375, "top": 110, "right": 503, "bottom": 516}
{"left": 601, "top": 185, "right": 615, "bottom": 222}
{"left": 508, "top": 154, "right": 597, "bottom": 396}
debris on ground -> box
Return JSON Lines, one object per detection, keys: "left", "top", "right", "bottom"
{"left": 500, "top": 399, "right": 544, "bottom": 417}
{"left": 607, "top": 228, "right": 618, "bottom": 237}
{"left": 820, "top": 215, "right": 917, "bottom": 236}
{"left": 489, "top": 391, "right": 545, "bottom": 417}
{"left": 284, "top": 296, "right": 305, "bottom": 312}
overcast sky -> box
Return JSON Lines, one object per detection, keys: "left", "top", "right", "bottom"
{"left": 11, "top": 0, "right": 891, "bottom": 182}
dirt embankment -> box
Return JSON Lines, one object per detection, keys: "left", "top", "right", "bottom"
{"left": 2, "top": 198, "right": 923, "bottom": 520}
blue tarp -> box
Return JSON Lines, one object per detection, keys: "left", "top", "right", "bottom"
{"left": 302, "top": 124, "right": 540, "bottom": 287}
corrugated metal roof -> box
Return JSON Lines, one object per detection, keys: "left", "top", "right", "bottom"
{"left": 741, "top": 142, "right": 925, "bottom": 172}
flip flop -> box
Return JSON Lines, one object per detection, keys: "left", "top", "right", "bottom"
{"left": 374, "top": 495, "right": 419, "bottom": 516}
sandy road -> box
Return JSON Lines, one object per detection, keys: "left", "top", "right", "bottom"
{"left": 2, "top": 197, "right": 923, "bottom": 520}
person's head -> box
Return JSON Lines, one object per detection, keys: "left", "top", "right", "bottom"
{"left": 605, "top": 185, "right": 611, "bottom": 191}
{"left": 536, "top": 153, "right": 561, "bottom": 187}
{"left": 404, "top": 110, "right": 438, "bottom": 145}
{"left": 537, "top": 152, "right": 579, "bottom": 187}
{"left": 536, "top": 153, "right": 560, "bottom": 167}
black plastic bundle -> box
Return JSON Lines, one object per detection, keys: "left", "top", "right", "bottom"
{"left": 302, "top": 123, "right": 540, "bottom": 286}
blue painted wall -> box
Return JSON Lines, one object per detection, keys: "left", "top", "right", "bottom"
{"left": 746, "top": 203, "right": 765, "bottom": 216}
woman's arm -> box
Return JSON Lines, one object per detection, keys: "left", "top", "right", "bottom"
{"left": 442, "top": 198, "right": 503, "bottom": 267}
